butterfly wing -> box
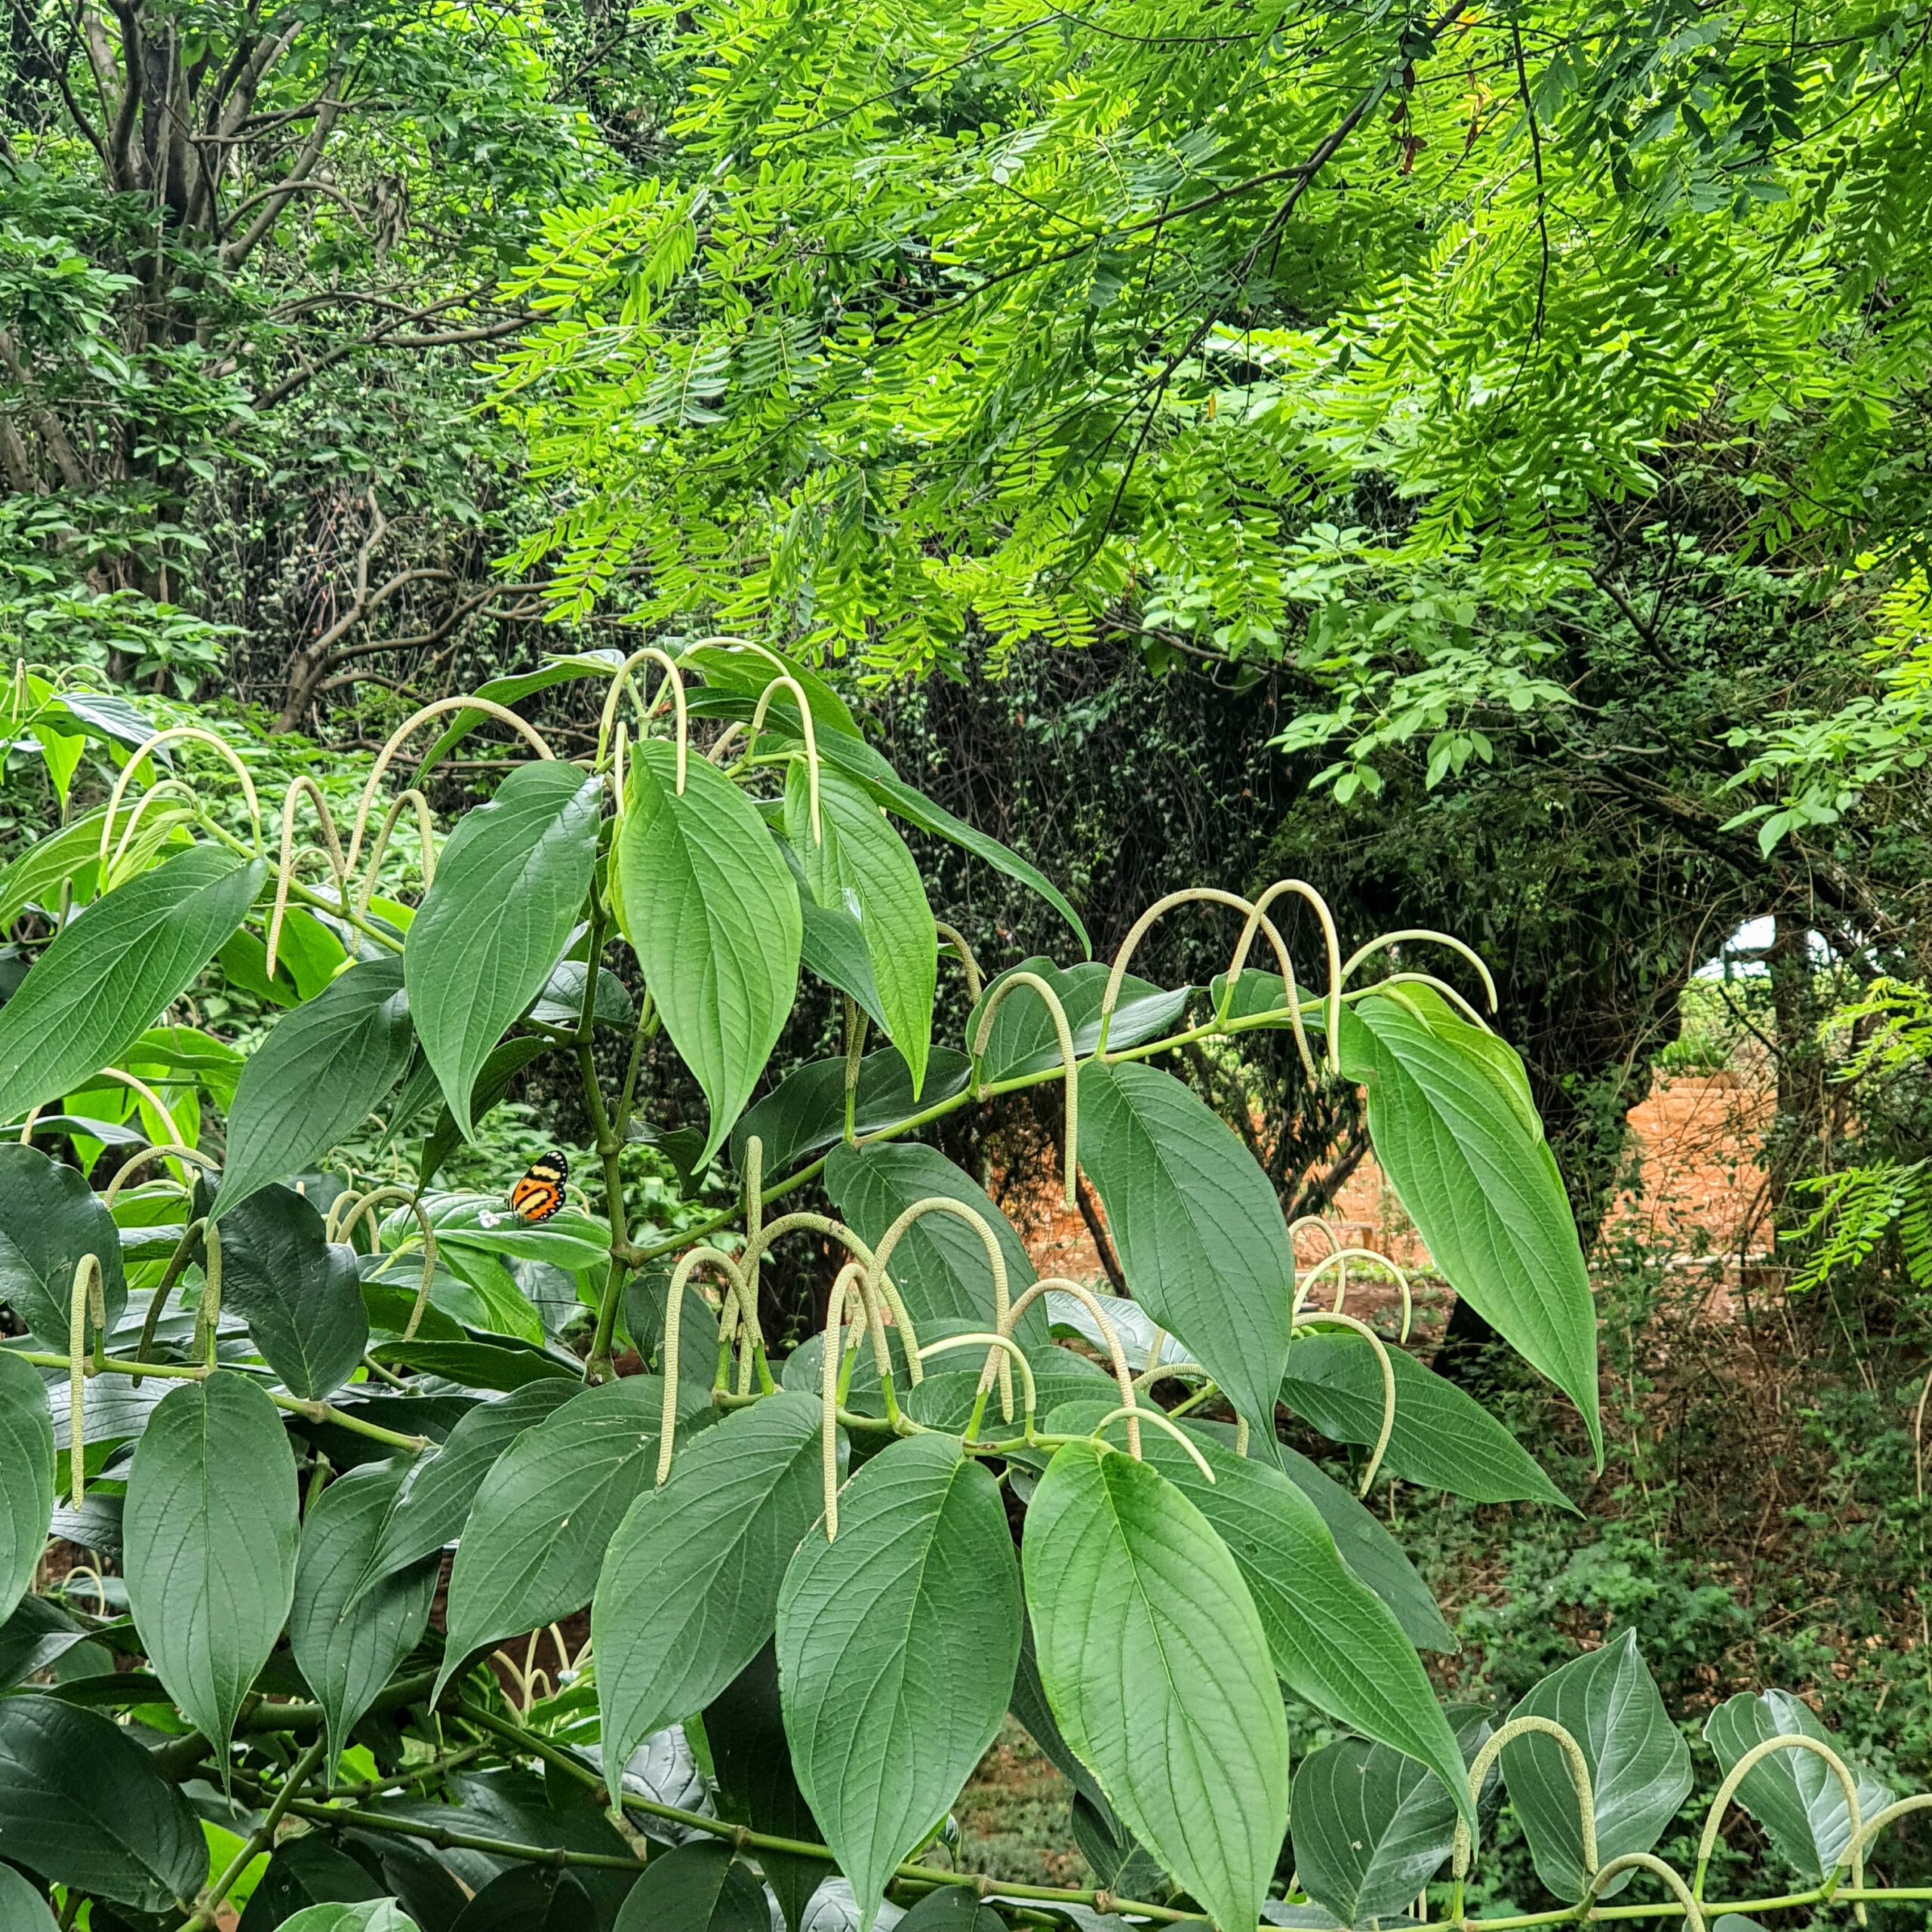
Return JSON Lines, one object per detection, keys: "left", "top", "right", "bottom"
{"left": 510, "top": 1151, "right": 568, "bottom": 1223}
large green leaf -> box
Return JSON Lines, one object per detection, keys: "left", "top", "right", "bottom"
{"left": 0, "top": 1865, "right": 54, "bottom": 1927}
{"left": 616, "top": 740, "right": 801, "bottom": 1163}
{"left": 404, "top": 761, "right": 601, "bottom": 1140}
{"left": 706, "top": 1639, "right": 833, "bottom": 1932}
{"left": 1502, "top": 1628, "right": 1693, "bottom": 1901}
{"left": 788, "top": 762, "right": 937, "bottom": 1094}
{"left": 611, "top": 1841, "right": 769, "bottom": 1932}
{"left": 1023, "top": 1440, "right": 1287, "bottom": 1932}
{"left": 970, "top": 960, "right": 1188, "bottom": 1084}
{"left": 777, "top": 1434, "right": 1020, "bottom": 1931}
{"left": 281, "top": 1906, "right": 422, "bottom": 1932}
{"left": 595, "top": 1392, "right": 829, "bottom": 1801}
{"left": 0, "top": 844, "right": 266, "bottom": 1121}
{"left": 0, "top": 1141, "right": 128, "bottom": 1344}
{"left": 123, "top": 1370, "right": 300, "bottom": 1749}
{"left": 1051, "top": 1402, "right": 1467, "bottom": 1814}
{"left": 212, "top": 1183, "right": 368, "bottom": 1398}
{"left": 1281, "top": 1333, "right": 1572, "bottom": 1508}
{"left": 1276, "top": 1441, "right": 1455, "bottom": 1653}
{"left": 897, "top": 1890, "right": 1008, "bottom": 1932}
{"left": 1292, "top": 1707, "right": 1497, "bottom": 1924}
{"left": 1076, "top": 1060, "right": 1294, "bottom": 1444}
{"left": 437, "top": 1376, "right": 695, "bottom": 1697}
{"left": 823, "top": 1141, "right": 1049, "bottom": 1352}
{"left": 291, "top": 1459, "right": 438, "bottom": 1769}
{"left": 0, "top": 1695, "right": 205, "bottom": 1912}
{"left": 684, "top": 640, "right": 861, "bottom": 737}
{"left": 798, "top": 888, "right": 890, "bottom": 1035}
{"left": 731, "top": 1048, "right": 971, "bottom": 1180}
{"left": 1703, "top": 1688, "right": 1890, "bottom": 1886}
{"left": 214, "top": 959, "right": 415, "bottom": 1220}
{"left": 1337, "top": 990, "right": 1601, "bottom": 1456}
{"left": 0, "top": 807, "right": 109, "bottom": 930}
{"left": 0, "top": 1349, "right": 54, "bottom": 1626}
{"left": 449, "top": 1869, "right": 592, "bottom": 1932}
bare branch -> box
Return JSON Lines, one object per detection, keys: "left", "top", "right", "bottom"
{"left": 220, "top": 88, "right": 340, "bottom": 268}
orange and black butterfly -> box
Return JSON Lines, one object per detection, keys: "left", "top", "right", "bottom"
{"left": 509, "top": 1150, "right": 568, "bottom": 1224}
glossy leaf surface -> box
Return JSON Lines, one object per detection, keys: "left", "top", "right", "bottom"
{"left": 1077, "top": 1059, "right": 1294, "bottom": 1443}
{"left": 1503, "top": 1627, "right": 1694, "bottom": 1900}
{"left": 214, "top": 958, "right": 415, "bottom": 1219}
{"left": 291, "top": 1457, "right": 438, "bottom": 1767}
{"left": 1337, "top": 989, "right": 1601, "bottom": 1456}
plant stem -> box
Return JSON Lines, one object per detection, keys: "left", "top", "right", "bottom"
{"left": 273, "top": 1793, "right": 644, "bottom": 1869}
{"left": 457, "top": 1701, "right": 1200, "bottom": 1921}
{"left": 176, "top": 1734, "right": 328, "bottom": 1930}
{"left": 8, "top": 1349, "right": 429, "bottom": 1451}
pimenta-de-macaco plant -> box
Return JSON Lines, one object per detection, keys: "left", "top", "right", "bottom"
{"left": 0, "top": 650, "right": 1924, "bottom": 1932}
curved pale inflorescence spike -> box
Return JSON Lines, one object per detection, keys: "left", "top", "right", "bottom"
{"left": 1693, "top": 1733, "right": 1867, "bottom": 1908}
{"left": 1287, "top": 1214, "right": 1345, "bottom": 1260}
{"left": 1091, "top": 1403, "right": 1214, "bottom": 1479}
{"left": 657, "top": 1246, "right": 751, "bottom": 1484}
{"left": 1850, "top": 1792, "right": 1932, "bottom": 1869}
{"left": 1455, "top": 1715, "right": 1598, "bottom": 1885}
{"left": 738, "top": 1137, "right": 768, "bottom": 1386}
{"left": 131, "top": 1220, "right": 207, "bottom": 1380}
{"left": 1000, "top": 1276, "right": 1139, "bottom": 1454}
{"left": 740, "top": 1212, "right": 923, "bottom": 1384}
{"left": 820, "top": 1261, "right": 878, "bottom": 1540}
{"left": 1291, "top": 1309, "right": 1398, "bottom": 1494}
{"left": 1342, "top": 928, "right": 1500, "bottom": 1013}
{"left": 746, "top": 675, "right": 823, "bottom": 843}
{"left": 99, "top": 727, "right": 266, "bottom": 875}
{"left": 970, "top": 971, "right": 1078, "bottom": 1207}
{"left": 869, "top": 1196, "right": 1010, "bottom": 1416}
{"left": 87, "top": 1067, "right": 188, "bottom": 1152}
{"left": 354, "top": 787, "right": 438, "bottom": 918}
{"left": 1292, "top": 1245, "right": 1415, "bottom": 1343}
{"left": 266, "top": 842, "right": 349, "bottom": 979}
{"left": 1372, "top": 971, "right": 1497, "bottom": 1035}
{"left": 339, "top": 1188, "right": 441, "bottom": 1343}
{"left": 935, "top": 922, "right": 985, "bottom": 1006}
{"left": 922, "top": 1333, "right": 1037, "bottom": 1438}
{"left": 1094, "top": 887, "right": 1298, "bottom": 1065}
{"left": 101, "top": 1143, "right": 220, "bottom": 1210}
{"left": 1577, "top": 1853, "right": 1706, "bottom": 1932}
{"left": 66, "top": 1253, "right": 106, "bottom": 1509}
{"left": 103, "top": 779, "right": 201, "bottom": 881}
{"left": 1222, "top": 878, "right": 1344, "bottom": 1078}
{"left": 595, "top": 646, "right": 689, "bottom": 789}
{"left": 343, "top": 698, "right": 558, "bottom": 881}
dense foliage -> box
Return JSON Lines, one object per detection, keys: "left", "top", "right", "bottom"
{"left": 9, "top": 0, "right": 1932, "bottom": 1924}
{"left": 0, "top": 657, "right": 1924, "bottom": 1932}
